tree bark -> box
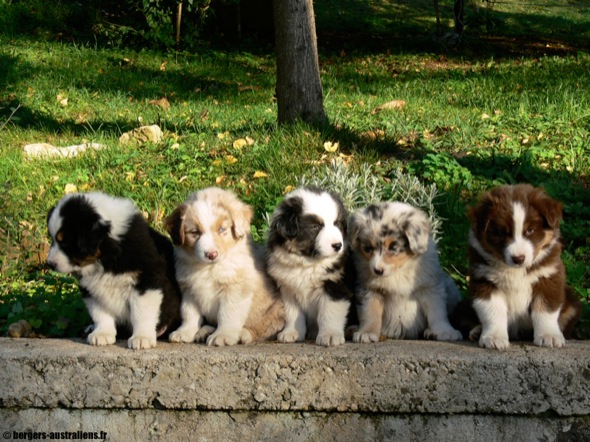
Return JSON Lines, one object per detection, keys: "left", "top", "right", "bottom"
{"left": 273, "top": 0, "right": 326, "bottom": 125}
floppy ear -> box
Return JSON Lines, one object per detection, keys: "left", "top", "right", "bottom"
{"left": 220, "top": 192, "right": 253, "bottom": 239}
{"left": 468, "top": 191, "right": 495, "bottom": 233}
{"left": 401, "top": 209, "right": 431, "bottom": 255}
{"left": 530, "top": 187, "right": 563, "bottom": 230}
{"left": 270, "top": 197, "right": 301, "bottom": 240}
{"left": 79, "top": 219, "right": 111, "bottom": 257}
{"left": 348, "top": 209, "right": 369, "bottom": 249}
{"left": 165, "top": 204, "right": 187, "bottom": 246}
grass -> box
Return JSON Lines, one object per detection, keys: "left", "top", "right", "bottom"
{"left": 0, "top": 0, "right": 589, "bottom": 338}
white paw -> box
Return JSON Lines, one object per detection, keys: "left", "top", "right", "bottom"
{"left": 534, "top": 333, "right": 565, "bottom": 348}
{"left": 424, "top": 327, "right": 463, "bottom": 341}
{"left": 479, "top": 334, "right": 510, "bottom": 350}
{"left": 87, "top": 330, "right": 116, "bottom": 346}
{"left": 207, "top": 331, "right": 240, "bottom": 347}
{"left": 316, "top": 332, "right": 345, "bottom": 347}
{"left": 169, "top": 328, "right": 197, "bottom": 343}
{"left": 128, "top": 334, "right": 157, "bottom": 350}
{"left": 352, "top": 331, "right": 379, "bottom": 343}
{"left": 277, "top": 329, "right": 302, "bottom": 343}
{"left": 194, "top": 325, "right": 216, "bottom": 343}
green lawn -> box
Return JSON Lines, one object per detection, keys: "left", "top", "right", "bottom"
{"left": 0, "top": 0, "right": 588, "bottom": 338}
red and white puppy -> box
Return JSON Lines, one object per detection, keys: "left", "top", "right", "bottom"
{"left": 165, "top": 187, "right": 284, "bottom": 346}
{"left": 467, "top": 184, "right": 581, "bottom": 349}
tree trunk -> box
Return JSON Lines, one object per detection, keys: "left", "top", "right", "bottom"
{"left": 273, "top": 0, "right": 326, "bottom": 125}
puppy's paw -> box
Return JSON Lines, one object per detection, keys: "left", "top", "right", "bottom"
{"left": 424, "top": 327, "right": 463, "bottom": 341}
{"left": 316, "top": 332, "right": 345, "bottom": 347}
{"left": 534, "top": 333, "right": 565, "bottom": 348}
{"left": 479, "top": 334, "right": 510, "bottom": 350}
{"left": 240, "top": 328, "right": 254, "bottom": 344}
{"left": 128, "top": 334, "right": 157, "bottom": 350}
{"left": 87, "top": 330, "right": 116, "bottom": 346}
{"left": 352, "top": 331, "right": 379, "bottom": 343}
{"left": 207, "top": 331, "right": 240, "bottom": 347}
{"left": 169, "top": 328, "right": 197, "bottom": 343}
{"left": 277, "top": 329, "right": 302, "bottom": 343}
{"left": 194, "top": 325, "right": 216, "bottom": 343}
{"left": 468, "top": 325, "right": 482, "bottom": 342}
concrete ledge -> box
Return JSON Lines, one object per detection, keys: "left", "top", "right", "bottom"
{"left": 1, "top": 338, "right": 590, "bottom": 440}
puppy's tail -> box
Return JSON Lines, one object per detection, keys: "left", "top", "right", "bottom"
{"left": 245, "top": 298, "right": 286, "bottom": 342}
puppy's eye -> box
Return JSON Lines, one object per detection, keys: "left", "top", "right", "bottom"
{"left": 362, "top": 244, "right": 374, "bottom": 254}
{"left": 219, "top": 226, "right": 227, "bottom": 235}
{"left": 387, "top": 242, "right": 398, "bottom": 253}
{"left": 187, "top": 229, "right": 200, "bottom": 238}
{"left": 524, "top": 227, "right": 535, "bottom": 236}
{"left": 310, "top": 223, "right": 322, "bottom": 232}
{"left": 56, "top": 231, "right": 64, "bottom": 242}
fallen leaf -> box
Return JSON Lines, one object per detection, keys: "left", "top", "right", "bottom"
{"left": 225, "top": 155, "right": 238, "bottom": 165}
{"left": 371, "top": 100, "right": 406, "bottom": 114}
{"left": 253, "top": 171, "right": 268, "bottom": 178}
{"left": 233, "top": 138, "right": 248, "bottom": 149}
{"left": 149, "top": 97, "right": 171, "bottom": 110}
{"left": 323, "top": 141, "right": 339, "bottom": 153}
{"left": 64, "top": 183, "right": 77, "bottom": 194}
{"left": 238, "top": 85, "right": 262, "bottom": 92}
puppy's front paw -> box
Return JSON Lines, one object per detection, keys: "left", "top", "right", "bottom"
{"left": 169, "top": 328, "right": 197, "bottom": 343}
{"left": 424, "top": 327, "right": 463, "bottom": 341}
{"left": 352, "top": 331, "right": 379, "bottom": 343}
{"left": 316, "top": 332, "right": 345, "bottom": 347}
{"left": 207, "top": 331, "right": 240, "bottom": 346}
{"left": 194, "top": 325, "right": 216, "bottom": 343}
{"left": 240, "top": 328, "right": 254, "bottom": 344}
{"left": 128, "top": 334, "right": 157, "bottom": 350}
{"left": 87, "top": 330, "right": 116, "bottom": 346}
{"left": 479, "top": 334, "right": 510, "bottom": 350}
{"left": 534, "top": 333, "right": 565, "bottom": 348}
{"left": 277, "top": 329, "right": 302, "bottom": 343}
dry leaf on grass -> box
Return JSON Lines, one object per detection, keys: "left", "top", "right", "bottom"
{"left": 371, "top": 100, "right": 406, "bottom": 114}
{"left": 149, "top": 97, "right": 171, "bottom": 110}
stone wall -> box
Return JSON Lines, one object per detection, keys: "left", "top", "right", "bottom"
{"left": 1, "top": 338, "right": 589, "bottom": 441}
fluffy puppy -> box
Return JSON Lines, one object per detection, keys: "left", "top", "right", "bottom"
{"left": 165, "top": 187, "right": 284, "bottom": 346}
{"left": 266, "top": 187, "right": 354, "bottom": 347}
{"left": 349, "top": 202, "right": 462, "bottom": 342}
{"left": 46, "top": 192, "right": 182, "bottom": 349}
{"left": 466, "top": 184, "right": 581, "bottom": 349}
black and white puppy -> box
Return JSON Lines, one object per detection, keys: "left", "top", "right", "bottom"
{"left": 46, "top": 192, "right": 182, "bottom": 349}
{"left": 266, "top": 187, "right": 354, "bottom": 346}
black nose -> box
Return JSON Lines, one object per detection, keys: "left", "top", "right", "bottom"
{"left": 511, "top": 255, "right": 525, "bottom": 265}
{"left": 332, "top": 242, "right": 342, "bottom": 252}
{"left": 373, "top": 267, "right": 384, "bottom": 276}
{"left": 47, "top": 261, "right": 57, "bottom": 271}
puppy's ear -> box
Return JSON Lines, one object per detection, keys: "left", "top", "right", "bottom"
{"left": 165, "top": 204, "right": 187, "bottom": 246}
{"left": 530, "top": 187, "right": 563, "bottom": 230}
{"left": 401, "top": 209, "right": 431, "bottom": 255}
{"left": 468, "top": 191, "right": 496, "bottom": 234}
{"left": 270, "top": 197, "right": 301, "bottom": 240}
{"left": 80, "top": 219, "right": 111, "bottom": 256}
{"left": 348, "top": 209, "right": 369, "bottom": 249}
{"left": 221, "top": 192, "right": 253, "bottom": 239}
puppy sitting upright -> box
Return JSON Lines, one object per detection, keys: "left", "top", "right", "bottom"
{"left": 165, "top": 187, "right": 284, "bottom": 346}
{"left": 349, "top": 202, "right": 462, "bottom": 342}
{"left": 47, "top": 192, "right": 182, "bottom": 349}
{"left": 467, "top": 184, "right": 581, "bottom": 349}
{"left": 266, "top": 187, "right": 353, "bottom": 347}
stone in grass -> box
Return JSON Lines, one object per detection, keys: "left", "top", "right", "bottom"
{"left": 23, "top": 142, "right": 105, "bottom": 158}
{"left": 119, "top": 125, "right": 163, "bottom": 146}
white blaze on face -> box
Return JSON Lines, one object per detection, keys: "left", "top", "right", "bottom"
{"left": 505, "top": 202, "right": 534, "bottom": 267}
{"left": 301, "top": 191, "right": 343, "bottom": 257}
{"left": 190, "top": 200, "right": 219, "bottom": 263}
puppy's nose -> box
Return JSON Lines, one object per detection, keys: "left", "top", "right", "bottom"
{"left": 332, "top": 242, "right": 343, "bottom": 252}
{"left": 206, "top": 251, "right": 218, "bottom": 261}
{"left": 511, "top": 255, "right": 525, "bottom": 265}
{"left": 373, "top": 267, "right": 384, "bottom": 276}
{"left": 47, "top": 260, "right": 57, "bottom": 271}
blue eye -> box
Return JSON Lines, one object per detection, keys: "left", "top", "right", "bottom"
{"left": 219, "top": 226, "right": 227, "bottom": 234}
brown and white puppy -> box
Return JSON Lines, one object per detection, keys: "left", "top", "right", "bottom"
{"left": 165, "top": 187, "right": 284, "bottom": 346}
{"left": 466, "top": 184, "right": 581, "bottom": 349}
{"left": 349, "top": 202, "right": 462, "bottom": 342}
